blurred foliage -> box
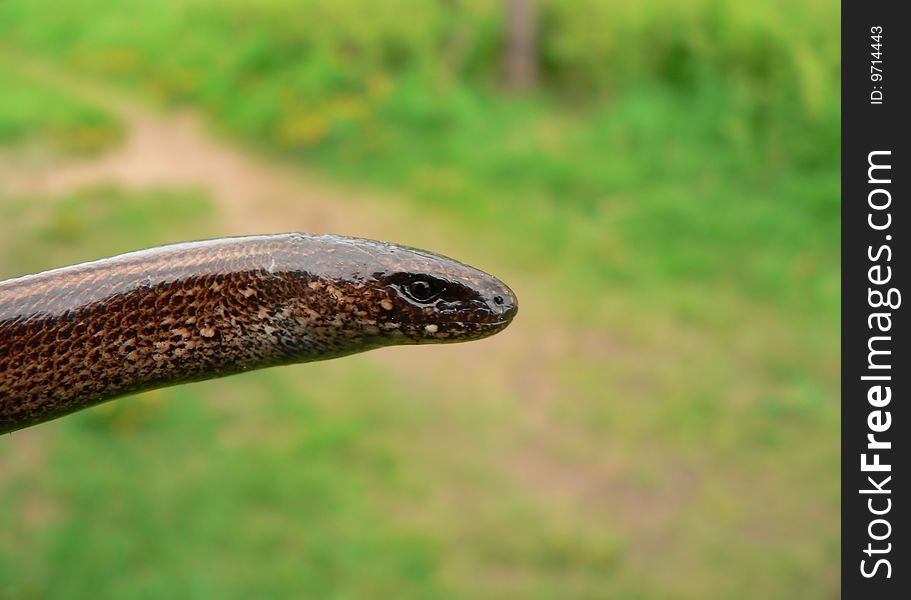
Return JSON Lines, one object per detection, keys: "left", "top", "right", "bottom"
{"left": 0, "top": 64, "right": 122, "bottom": 154}
{"left": 0, "top": 0, "right": 838, "bottom": 598}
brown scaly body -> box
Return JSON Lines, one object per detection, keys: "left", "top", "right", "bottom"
{"left": 0, "top": 234, "right": 517, "bottom": 433}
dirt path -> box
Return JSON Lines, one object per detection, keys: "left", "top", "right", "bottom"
{"left": 1, "top": 55, "right": 414, "bottom": 241}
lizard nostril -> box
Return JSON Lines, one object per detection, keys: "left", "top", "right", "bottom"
{"left": 494, "top": 295, "right": 504, "bottom": 305}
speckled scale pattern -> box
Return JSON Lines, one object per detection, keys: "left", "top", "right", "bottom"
{"left": 1, "top": 234, "right": 517, "bottom": 433}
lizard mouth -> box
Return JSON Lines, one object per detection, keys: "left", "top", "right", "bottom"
{"left": 428, "top": 317, "right": 516, "bottom": 336}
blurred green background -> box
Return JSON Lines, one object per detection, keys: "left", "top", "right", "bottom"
{"left": 0, "top": 0, "right": 838, "bottom": 598}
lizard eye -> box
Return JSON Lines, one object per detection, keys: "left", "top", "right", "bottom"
{"left": 406, "top": 279, "right": 436, "bottom": 302}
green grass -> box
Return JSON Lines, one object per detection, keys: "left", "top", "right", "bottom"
{"left": 0, "top": 63, "right": 121, "bottom": 154}
{"left": 0, "top": 1, "right": 839, "bottom": 598}
{"left": 0, "top": 370, "right": 451, "bottom": 598}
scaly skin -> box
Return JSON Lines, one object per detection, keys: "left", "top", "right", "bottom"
{"left": 0, "top": 234, "right": 517, "bottom": 433}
